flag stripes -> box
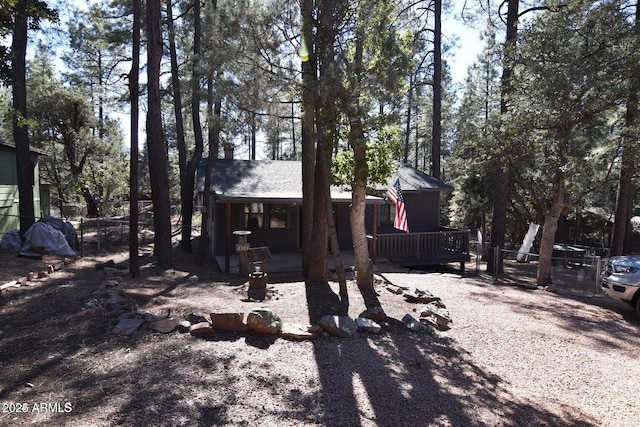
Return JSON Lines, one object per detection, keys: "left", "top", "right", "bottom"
{"left": 386, "top": 178, "right": 408, "bottom": 233}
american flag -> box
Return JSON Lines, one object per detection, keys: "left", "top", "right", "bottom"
{"left": 386, "top": 178, "right": 409, "bottom": 233}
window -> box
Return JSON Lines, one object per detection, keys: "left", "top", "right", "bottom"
{"left": 244, "top": 203, "right": 289, "bottom": 229}
{"left": 269, "top": 204, "right": 288, "bottom": 229}
{"left": 380, "top": 204, "right": 394, "bottom": 226}
{"left": 245, "top": 203, "right": 263, "bottom": 229}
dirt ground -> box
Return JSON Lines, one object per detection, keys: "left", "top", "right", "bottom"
{"left": 1, "top": 233, "right": 639, "bottom": 426}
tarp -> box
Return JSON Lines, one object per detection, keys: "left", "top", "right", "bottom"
{"left": 19, "top": 221, "right": 78, "bottom": 258}
{"left": 0, "top": 229, "right": 22, "bottom": 251}
{"left": 39, "top": 216, "right": 79, "bottom": 250}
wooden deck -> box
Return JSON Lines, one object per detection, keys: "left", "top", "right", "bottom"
{"left": 368, "top": 227, "right": 471, "bottom": 271}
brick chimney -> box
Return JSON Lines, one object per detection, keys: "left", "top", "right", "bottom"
{"left": 223, "top": 144, "right": 234, "bottom": 159}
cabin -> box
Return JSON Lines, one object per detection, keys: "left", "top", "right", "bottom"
{"left": 196, "top": 158, "right": 470, "bottom": 272}
{"left": 368, "top": 164, "right": 471, "bottom": 270}
{"left": 0, "top": 139, "right": 47, "bottom": 235}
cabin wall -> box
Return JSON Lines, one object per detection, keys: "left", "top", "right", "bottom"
{"left": 334, "top": 203, "right": 378, "bottom": 250}
{"left": 210, "top": 191, "right": 445, "bottom": 256}
{"left": 404, "top": 191, "right": 441, "bottom": 231}
{"left": 375, "top": 191, "right": 442, "bottom": 235}
{"left": 213, "top": 202, "right": 299, "bottom": 256}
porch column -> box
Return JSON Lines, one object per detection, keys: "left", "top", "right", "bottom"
{"left": 225, "top": 202, "right": 231, "bottom": 273}
{"left": 372, "top": 204, "right": 378, "bottom": 264}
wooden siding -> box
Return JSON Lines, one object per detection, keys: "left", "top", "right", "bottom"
{"left": 0, "top": 146, "right": 41, "bottom": 234}
{"left": 213, "top": 202, "right": 299, "bottom": 256}
{"left": 403, "top": 191, "right": 441, "bottom": 231}
{"left": 334, "top": 203, "right": 386, "bottom": 250}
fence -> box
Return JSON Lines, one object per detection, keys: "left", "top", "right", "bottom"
{"left": 470, "top": 240, "right": 603, "bottom": 295}
{"left": 0, "top": 212, "right": 160, "bottom": 257}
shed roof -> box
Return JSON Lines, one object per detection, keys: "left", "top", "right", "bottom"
{"left": 0, "top": 138, "right": 48, "bottom": 156}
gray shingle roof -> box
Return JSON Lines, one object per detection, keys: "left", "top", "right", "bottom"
{"left": 0, "top": 138, "right": 48, "bottom": 156}
{"left": 197, "top": 159, "right": 380, "bottom": 203}
{"left": 375, "top": 163, "right": 452, "bottom": 193}
{"left": 197, "top": 159, "right": 450, "bottom": 203}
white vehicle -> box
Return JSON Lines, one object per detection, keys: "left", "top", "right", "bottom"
{"left": 601, "top": 256, "right": 640, "bottom": 317}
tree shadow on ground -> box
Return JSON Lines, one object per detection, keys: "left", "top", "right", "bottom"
{"left": 303, "top": 273, "right": 599, "bottom": 426}
{"left": 305, "top": 280, "right": 349, "bottom": 324}
{"left": 0, "top": 245, "right": 616, "bottom": 426}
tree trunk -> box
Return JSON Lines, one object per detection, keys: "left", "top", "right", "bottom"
{"left": 536, "top": 173, "right": 566, "bottom": 287}
{"left": 167, "top": 0, "right": 190, "bottom": 253}
{"left": 327, "top": 202, "right": 347, "bottom": 298}
{"left": 197, "top": 81, "right": 221, "bottom": 266}
{"left": 348, "top": 15, "right": 373, "bottom": 290}
{"left": 306, "top": 0, "right": 338, "bottom": 284}
{"left": 128, "top": 0, "right": 141, "bottom": 277}
{"left": 300, "top": 0, "right": 316, "bottom": 279}
{"left": 431, "top": 0, "right": 442, "bottom": 179}
{"left": 12, "top": 0, "right": 35, "bottom": 235}
{"left": 612, "top": 146, "right": 635, "bottom": 256}
{"left": 306, "top": 0, "right": 337, "bottom": 283}
{"left": 146, "top": 0, "right": 173, "bottom": 269}
{"left": 611, "top": 0, "right": 639, "bottom": 256}
{"left": 488, "top": 0, "right": 519, "bottom": 274}
{"left": 350, "top": 118, "right": 374, "bottom": 289}
{"left": 307, "top": 122, "right": 330, "bottom": 283}
{"left": 403, "top": 75, "right": 413, "bottom": 165}
{"left": 182, "top": 0, "right": 205, "bottom": 253}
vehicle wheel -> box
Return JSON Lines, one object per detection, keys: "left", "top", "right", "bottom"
{"left": 636, "top": 296, "right": 640, "bottom": 318}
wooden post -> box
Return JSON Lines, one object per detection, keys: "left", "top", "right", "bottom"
{"left": 372, "top": 204, "right": 378, "bottom": 264}
{"left": 225, "top": 202, "right": 231, "bottom": 273}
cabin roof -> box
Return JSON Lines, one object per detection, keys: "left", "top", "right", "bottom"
{"left": 197, "top": 159, "right": 451, "bottom": 203}
{"left": 377, "top": 163, "right": 453, "bottom": 193}
{"left": 197, "top": 159, "right": 383, "bottom": 204}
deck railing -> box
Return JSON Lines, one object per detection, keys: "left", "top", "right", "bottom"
{"left": 367, "top": 227, "right": 470, "bottom": 261}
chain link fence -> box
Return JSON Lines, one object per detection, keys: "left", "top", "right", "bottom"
{"left": 469, "top": 240, "right": 604, "bottom": 295}
{"left": 0, "top": 212, "right": 158, "bottom": 257}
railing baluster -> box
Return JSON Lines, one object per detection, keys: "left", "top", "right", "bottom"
{"left": 367, "top": 229, "right": 470, "bottom": 262}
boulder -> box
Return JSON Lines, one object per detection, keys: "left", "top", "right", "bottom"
{"left": 101, "top": 279, "right": 120, "bottom": 289}
{"left": 419, "top": 304, "right": 452, "bottom": 328}
{"left": 386, "top": 285, "right": 405, "bottom": 295}
{"left": 210, "top": 312, "right": 249, "bottom": 332}
{"left": 111, "top": 318, "right": 145, "bottom": 335}
{"left": 401, "top": 314, "right": 434, "bottom": 334}
{"left": 246, "top": 309, "right": 282, "bottom": 335}
{"left": 186, "top": 313, "right": 209, "bottom": 324}
{"left": 148, "top": 318, "right": 181, "bottom": 334}
{"left": 177, "top": 320, "right": 192, "bottom": 333}
{"left": 319, "top": 315, "right": 359, "bottom": 338}
{"left": 95, "top": 260, "right": 115, "bottom": 270}
{"left": 356, "top": 317, "right": 382, "bottom": 334}
{"left": 359, "top": 306, "right": 386, "bottom": 322}
{"left": 281, "top": 323, "right": 321, "bottom": 341}
{"left": 403, "top": 287, "right": 443, "bottom": 306}
{"left": 189, "top": 322, "right": 214, "bottom": 337}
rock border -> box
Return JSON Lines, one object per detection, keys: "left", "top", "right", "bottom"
{"left": 89, "top": 263, "right": 454, "bottom": 341}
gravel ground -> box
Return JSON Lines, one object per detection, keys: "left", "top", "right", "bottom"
{"left": 380, "top": 270, "right": 640, "bottom": 427}
{"left": 1, "top": 253, "right": 639, "bottom": 426}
